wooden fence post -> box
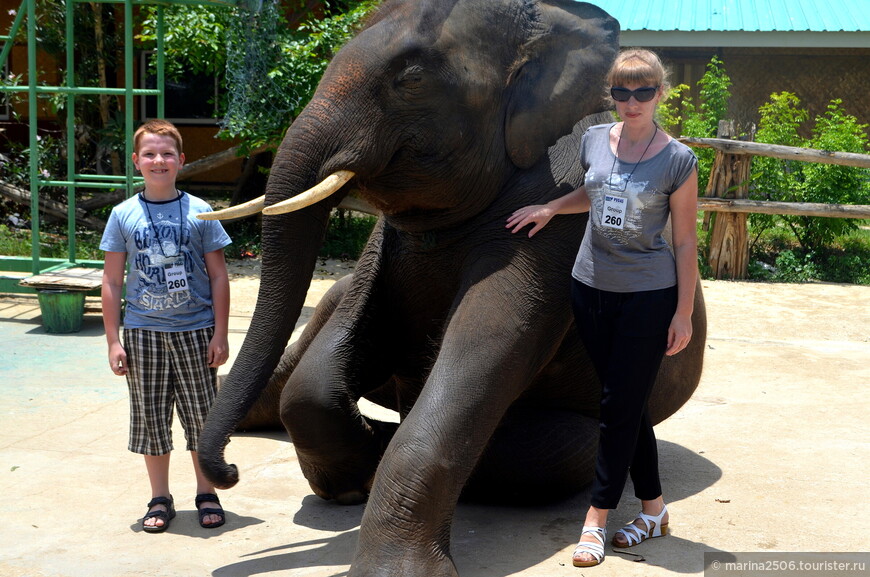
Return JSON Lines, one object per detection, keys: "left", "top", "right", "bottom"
{"left": 706, "top": 121, "right": 753, "bottom": 279}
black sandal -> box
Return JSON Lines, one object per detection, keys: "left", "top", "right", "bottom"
{"left": 195, "top": 493, "right": 226, "bottom": 529}
{"left": 142, "top": 495, "right": 175, "bottom": 533}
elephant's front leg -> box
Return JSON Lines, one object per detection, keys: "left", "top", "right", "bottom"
{"left": 279, "top": 299, "right": 397, "bottom": 505}
{"left": 349, "top": 271, "right": 573, "bottom": 577}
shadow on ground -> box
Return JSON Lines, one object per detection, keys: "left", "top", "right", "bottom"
{"left": 211, "top": 441, "right": 721, "bottom": 577}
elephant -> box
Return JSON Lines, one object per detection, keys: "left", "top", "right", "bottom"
{"left": 197, "top": 1, "right": 706, "bottom": 575}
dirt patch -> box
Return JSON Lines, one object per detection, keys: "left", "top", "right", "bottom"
{"left": 227, "top": 257, "right": 355, "bottom": 317}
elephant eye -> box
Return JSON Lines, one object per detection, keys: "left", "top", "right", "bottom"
{"left": 395, "top": 64, "right": 425, "bottom": 93}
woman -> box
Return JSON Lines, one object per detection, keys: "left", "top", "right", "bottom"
{"left": 506, "top": 48, "right": 698, "bottom": 568}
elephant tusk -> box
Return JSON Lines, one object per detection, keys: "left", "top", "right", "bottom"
{"left": 197, "top": 195, "right": 265, "bottom": 221}
{"left": 262, "top": 170, "right": 355, "bottom": 216}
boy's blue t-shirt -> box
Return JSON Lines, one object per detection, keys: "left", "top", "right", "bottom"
{"left": 100, "top": 191, "right": 232, "bottom": 331}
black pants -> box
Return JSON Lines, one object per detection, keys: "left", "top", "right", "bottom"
{"left": 571, "top": 279, "right": 677, "bottom": 510}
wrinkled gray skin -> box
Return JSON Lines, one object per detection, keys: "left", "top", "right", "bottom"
{"left": 199, "top": 1, "right": 706, "bottom": 575}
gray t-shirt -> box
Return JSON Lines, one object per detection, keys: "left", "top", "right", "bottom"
{"left": 572, "top": 123, "right": 697, "bottom": 292}
{"left": 100, "top": 191, "right": 232, "bottom": 331}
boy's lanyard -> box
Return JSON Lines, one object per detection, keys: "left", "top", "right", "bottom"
{"left": 141, "top": 190, "right": 183, "bottom": 258}
{"left": 142, "top": 190, "right": 189, "bottom": 293}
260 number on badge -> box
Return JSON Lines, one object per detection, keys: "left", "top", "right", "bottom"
{"left": 164, "top": 263, "right": 189, "bottom": 294}
{"left": 167, "top": 278, "right": 187, "bottom": 290}
{"left": 604, "top": 214, "right": 623, "bottom": 228}
{"left": 602, "top": 194, "right": 627, "bottom": 230}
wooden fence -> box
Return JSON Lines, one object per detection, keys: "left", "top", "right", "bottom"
{"left": 678, "top": 135, "right": 870, "bottom": 280}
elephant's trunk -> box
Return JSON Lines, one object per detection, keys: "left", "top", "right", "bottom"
{"left": 198, "top": 127, "right": 346, "bottom": 488}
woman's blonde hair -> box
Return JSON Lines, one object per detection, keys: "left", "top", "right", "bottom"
{"left": 606, "top": 49, "right": 669, "bottom": 91}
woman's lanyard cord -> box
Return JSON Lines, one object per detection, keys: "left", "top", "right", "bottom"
{"left": 609, "top": 123, "right": 658, "bottom": 192}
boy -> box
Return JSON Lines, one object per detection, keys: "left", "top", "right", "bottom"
{"left": 100, "top": 119, "right": 232, "bottom": 533}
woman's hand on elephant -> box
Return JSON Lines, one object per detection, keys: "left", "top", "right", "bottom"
{"left": 108, "top": 342, "right": 128, "bottom": 376}
{"left": 506, "top": 204, "right": 555, "bottom": 238}
{"left": 665, "top": 312, "right": 693, "bottom": 356}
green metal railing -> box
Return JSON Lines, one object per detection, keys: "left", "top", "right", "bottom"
{"left": 0, "top": 0, "right": 238, "bottom": 293}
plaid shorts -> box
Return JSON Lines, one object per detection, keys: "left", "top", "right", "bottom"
{"left": 124, "top": 327, "right": 217, "bottom": 455}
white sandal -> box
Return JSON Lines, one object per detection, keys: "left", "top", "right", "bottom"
{"left": 612, "top": 504, "right": 668, "bottom": 548}
{"left": 572, "top": 526, "right": 606, "bottom": 567}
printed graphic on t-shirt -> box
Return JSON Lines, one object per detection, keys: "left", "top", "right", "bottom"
{"left": 591, "top": 169, "right": 652, "bottom": 243}
{"left": 132, "top": 215, "right": 194, "bottom": 311}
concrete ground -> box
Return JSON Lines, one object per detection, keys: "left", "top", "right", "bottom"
{"left": 1, "top": 274, "right": 868, "bottom": 577}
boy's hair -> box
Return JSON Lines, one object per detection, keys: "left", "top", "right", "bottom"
{"left": 133, "top": 119, "right": 183, "bottom": 155}
{"left": 606, "top": 48, "right": 669, "bottom": 92}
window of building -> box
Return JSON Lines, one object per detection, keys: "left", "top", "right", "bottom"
{"left": 139, "top": 51, "right": 219, "bottom": 124}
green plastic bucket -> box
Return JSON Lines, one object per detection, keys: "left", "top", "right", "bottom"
{"left": 37, "top": 289, "right": 86, "bottom": 334}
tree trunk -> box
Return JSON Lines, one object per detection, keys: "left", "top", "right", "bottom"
{"left": 706, "top": 121, "right": 751, "bottom": 280}
{"left": 0, "top": 180, "right": 107, "bottom": 230}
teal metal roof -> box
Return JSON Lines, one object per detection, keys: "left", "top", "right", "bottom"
{"left": 589, "top": 0, "right": 868, "bottom": 32}
{"left": 587, "top": 0, "right": 870, "bottom": 47}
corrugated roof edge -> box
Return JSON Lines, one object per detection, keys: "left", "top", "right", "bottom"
{"left": 620, "top": 30, "right": 870, "bottom": 48}
{"left": 587, "top": 0, "right": 870, "bottom": 34}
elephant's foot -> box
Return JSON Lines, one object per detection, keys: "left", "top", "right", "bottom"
{"left": 297, "top": 451, "right": 375, "bottom": 505}
{"left": 296, "top": 418, "right": 399, "bottom": 505}
{"left": 305, "top": 473, "right": 370, "bottom": 505}
{"left": 349, "top": 545, "right": 458, "bottom": 577}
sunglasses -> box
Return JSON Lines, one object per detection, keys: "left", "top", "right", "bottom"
{"left": 610, "top": 86, "right": 659, "bottom": 103}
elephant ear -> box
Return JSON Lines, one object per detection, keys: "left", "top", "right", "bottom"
{"left": 505, "top": 1, "right": 619, "bottom": 169}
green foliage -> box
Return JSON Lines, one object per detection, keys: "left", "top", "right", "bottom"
{"left": 658, "top": 56, "right": 732, "bottom": 139}
{"left": 0, "top": 129, "right": 69, "bottom": 204}
{"left": 280, "top": 2, "right": 378, "bottom": 117}
{"left": 656, "top": 83, "right": 691, "bottom": 135}
{"left": 8, "top": 0, "right": 381, "bottom": 175}
{"left": 25, "top": 1, "right": 126, "bottom": 171}
{"left": 749, "top": 92, "right": 809, "bottom": 239}
{"left": 659, "top": 56, "right": 733, "bottom": 192}
{"left": 697, "top": 56, "right": 731, "bottom": 136}
{"left": 0, "top": 225, "right": 103, "bottom": 260}
{"left": 662, "top": 56, "right": 870, "bottom": 282}
{"left": 220, "top": 0, "right": 380, "bottom": 151}
{"left": 222, "top": 218, "right": 262, "bottom": 260}
{"left": 752, "top": 95, "right": 870, "bottom": 251}
{"left": 219, "top": 0, "right": 286, "bottom": 150}
{"left": 756, "top": 92, "right": 808, "bottom": 146}
{"left": 820, "top": 233, "right": 870, "bottom": 284}
{"left": 748, "top": 224, "right": 870, "bottom": 285}
{"left": 0, "top": 225, "right": 30, "bottom": 256}
{"left": 689, "top": 57, "right": 732, "bottom": 191}
{"left": 659, "top": 57, "right": 732, "bottom": 266}
{"left": 819, "top": 253, "right": 870, "bottom": 284}
{"left": 800, "top": 101, "right": 870, "bottom": 246}
{"left": 772, "top": 249, "right": 820, "bottom": 282}
{"left": 136, "top": 0, "right": 380, "bottom": 150}
{"left": 138, "top": 5, "right": 233, "bottom": 79}
{"left": 320, "top": 210, "right": 378, "bottom": 259}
